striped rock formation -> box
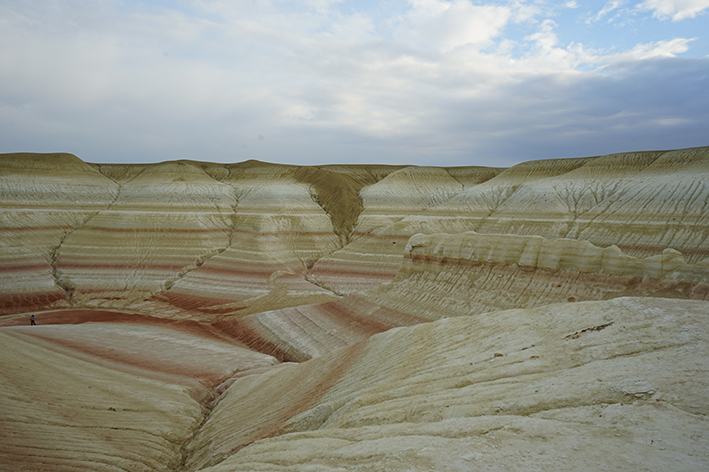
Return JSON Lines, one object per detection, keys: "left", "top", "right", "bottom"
{"left": 308, "top": 165, "right": 502, "bottom": 294}
{"left": 0, "top": 154, "right": 119, "bottom": 314}
{"left": 0, "top": 311, "right": 278, "bottom": 471}
{"left": 217, "top": 231, "right": 709, "bottom": 362}
{"left": 185, "top": 297, "right": 709, "bottom": 471}
{"left": 1, "top": 155, "right": 402, "bottom": 318}
{"left": 3, "top": 148, "right": 708, "bottom": 317}
{"left": 1, "top": 147, "right": 709, "bottom": 471}
{"left": 141, "top": 163, "right": 345, "bottom": 319}
{"left": 310, "top": 147, "right": 709, "bottom": 295}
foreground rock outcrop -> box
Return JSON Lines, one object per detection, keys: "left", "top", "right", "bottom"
{"left": 0, "top": 313, "right": 278, "bottom": 471}
{"left": 1, "top": 147, "right": 708, "bottom": 471}
{"left": 187, "top": 297, "right": 709, "bottom": 472}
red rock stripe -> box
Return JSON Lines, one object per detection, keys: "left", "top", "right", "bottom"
{"left": 0, "top": 291, "right": 66, "bottom": 316}
{"left": 213, "top": 317, "right": 301, "bottom": 363}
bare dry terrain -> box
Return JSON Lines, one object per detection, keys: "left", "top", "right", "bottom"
{"left": 1, "top": 147, "right": 708, "bottom": 471}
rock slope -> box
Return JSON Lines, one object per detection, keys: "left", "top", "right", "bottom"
{"left": 310, "top": 147, "right": 709, "bottom": 295}
{"left": 223, "top": 231, "right": 708, "bottom": 362}
{"left": 0, "top": 154, "right": 119, "bottom": 313}
{"left": 185, "top": 297, "right": 709, "bottom": 472}
{"left": 0, "top": 313, "right": 277, "bottom": 471}
{"left": 1, "top": 146, "right": 708, "bottom": 471}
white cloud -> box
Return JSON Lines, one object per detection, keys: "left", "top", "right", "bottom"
{"left": 508, "top": 0, "right": 542, "bottom": 23}
{"left": 395, "top": 0, "right": 512, "bottom": 52}
{"left": 637, "top": 0, "right": 709, "bottom": 20}
{"left": 618, "top": 37, "right": 695, "bottom": 58}
{"left": 516, "top": 20, "right": 599, "bottom": 71}
{"left": 591, "top": 0, "right": 626, "bottom": 22}
{"left": 525, "top": 19, "right": 559, "bottom": 51}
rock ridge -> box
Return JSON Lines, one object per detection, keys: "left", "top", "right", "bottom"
{"left": 403, "top": 231, "right": 709, "bottom": 283}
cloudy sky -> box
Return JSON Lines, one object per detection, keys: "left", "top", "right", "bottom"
{"left": 1, "top": 0, "right": 708, "bottom": 167}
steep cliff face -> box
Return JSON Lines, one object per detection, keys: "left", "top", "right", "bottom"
{"left": 1, "top": 147, "right": 708, "bottom": 471}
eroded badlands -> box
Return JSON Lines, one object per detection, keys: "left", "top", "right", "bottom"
{"left": 1, "top": 147, "right": 708, "bottom": 471}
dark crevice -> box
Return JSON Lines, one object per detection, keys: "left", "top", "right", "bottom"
{"left": 443, "top": 166, "right": 505, "bottom": 189}
{"left": 160, "top": 168, "right": 241, "bottom": 294}
{"left": 49, "top": 169, "right": 123, "bottom": 305}
{"left": 294, "top": 167, "right": 374, "bottom": 248}
{"left": 175, "top": 368, "right": 266, "bottom": 472}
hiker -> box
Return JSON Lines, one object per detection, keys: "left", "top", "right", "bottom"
{"left": 30, "top": 315, "right": 35, "bottom": 326}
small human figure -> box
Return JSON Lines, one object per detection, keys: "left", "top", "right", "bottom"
{"left": 30, "top": 315, "right": 36, "bottom": 326}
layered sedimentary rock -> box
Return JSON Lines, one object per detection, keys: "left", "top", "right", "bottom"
{"left": 0, "top": 313, "right": 277, "bottom": 471}
{"left": 218, "top": 231, "right": 709, "bottom": 362}
{"left": 0, "top": 153, "right": 119, "bottom": 313}
{"left": 185, "top": 298, "right": 709, "bottom": 471}
{"left": 1, "top": 156, "right": 401, "bottom": 318}
{"left": 56, "top": 161, "right": 238, "bottom": 311}
{"left": 2, "top": 147, "right": 709, "bottom": 471}
{"left": 311, "top": 147, "right": 709, "bottom": 295}
{"left": 309, "top": 165, "right": 502, "bottom": 294}
{"left": 4, "top": 148, "right": 707, "bottom": 316}
{"left": 144, "top": 163, "right": 345, "bottom": 319}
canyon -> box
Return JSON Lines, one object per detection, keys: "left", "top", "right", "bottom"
{"left": 1, "top": 147, "right": 708, "bottom": 471}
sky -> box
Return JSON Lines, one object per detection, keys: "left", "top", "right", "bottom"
{"left": 1, "top": 0, "right": 708, "bottom": 167}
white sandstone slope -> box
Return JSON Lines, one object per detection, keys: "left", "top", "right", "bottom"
{"left": 308, "top": 165, "right": 500, "bottom": 295}
{"left": 3, "top": 148, "right": 708, "bottom": 316}
{"left": 56, "top": 161, "right": 238, "bottom": 309}
{"left": 469, "top": 147, "right": 709, "bottom": 261}
{"left": 185, "top": 297, "right": 709, "bottom": 472}
{"left": 1, "top": 157, "right": 357, "bottom": 318}
{"left": 353, "top": 166, "right": 465, "bottom": 236}
{"left": 141, "top": 163, "right": 346, "bottom": 319}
